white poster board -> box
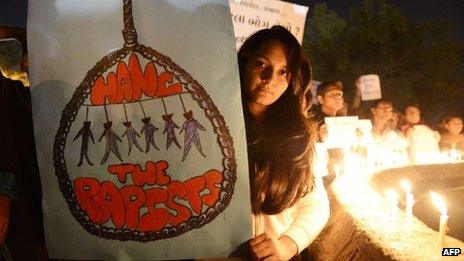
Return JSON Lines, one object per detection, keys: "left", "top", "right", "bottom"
{"left": 28, "top": 0, "right": 251, "bottom": 259}
{"left": 310, "top": 80, "right": 321, "bottom": 105}
{"left": 359, "top": 74, "right": 381, "bottom": 101}
{"left": 324, "top": 116, "right": 359, "bottom": 149}
{"left": 229, "top": 0, "right": 309, "bottom": 49}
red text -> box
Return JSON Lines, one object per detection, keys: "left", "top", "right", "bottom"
{"left": 90, "top": 54, "right": 182, "bottom": 105}
{"left": 74, "top": 161, "right": 222, "bottom": 232}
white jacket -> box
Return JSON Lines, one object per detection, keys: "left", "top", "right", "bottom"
{"left": 252, "top": 176, "right": 330, "bottom": 254}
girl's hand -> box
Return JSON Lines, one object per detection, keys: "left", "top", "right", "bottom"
{"left": 250, "top": 233, "right": 297, "bottom": 261}
{"left": 355, "top": 78, "right": 362, "bottom": 96}
{"left": 318, "top": 124, "right": 328, "bottom": 142}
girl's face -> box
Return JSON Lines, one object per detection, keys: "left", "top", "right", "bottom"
{"left": 404, "top": 106, "right": 420, "bottom": 124}
{"left": 446, "top": 117, "right": 463, "bottom": 135}
{"left": 242, "top": 40, "right": 290, "bottom": 110}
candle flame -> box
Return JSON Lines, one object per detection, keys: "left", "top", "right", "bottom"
{"left": 400, "top": 180, "right": 412, "bottom": 193}
{"left": 430, "top": 191, "right": 447, "bottom": 215}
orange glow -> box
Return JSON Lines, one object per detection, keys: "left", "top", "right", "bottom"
{"left": 430, "top": 191, "right": 447, "bottom": 215}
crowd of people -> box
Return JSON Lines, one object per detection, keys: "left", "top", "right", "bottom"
{"left": 309, "top": 80, "right": 464, "bottom": 169}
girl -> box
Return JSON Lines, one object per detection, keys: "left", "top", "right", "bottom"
{"left": 401, "top": 104, "right": 441, "bottom": 164}
{"left": 238, "top": 26, "right": 329, "bottom": 260}
{"left": 400, "top": 104, "right": 424, "bottom": 133}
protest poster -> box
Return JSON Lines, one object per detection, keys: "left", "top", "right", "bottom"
{"left": 359, "top": 74, "right": 382, "bottom": 101}
{"left": 309, "top": 80, "right": 321, "bottom": 105}
{"left": 229, "top": 0, "right": 308, "bottom": 48}
{"left": 357, "top": 119, "right": 373, "bottom": 135}
{"left": 324, "top": 116, "right": 359, "bottom": 149}
{"left": 27, "top": 1, "right": 251, "bottom": 259}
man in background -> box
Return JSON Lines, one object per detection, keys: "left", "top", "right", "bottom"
{"left": 369, "top": 99, "right": 409, "bottom": 167}
{"left": 309, "top": 81, "right": 344, "bottom": 141}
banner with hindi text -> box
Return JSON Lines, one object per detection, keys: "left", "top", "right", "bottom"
{"left": 229, "top": 0, "right": 309, "bottom": 49}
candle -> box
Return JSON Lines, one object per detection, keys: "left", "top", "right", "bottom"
{"left": 334, "top": 164, "right": 341, "bottom": 178}
{"left": 400, "top": 180, "right": 414, "bottom": 217}
{"left": 385, "top": 189, "right": 398, "bottom": 211}
{"left": 449, "top": 149, "right": 461, "bottom": 161}
{"left": 430, "top": 191, "right": 448, "bottom": 249}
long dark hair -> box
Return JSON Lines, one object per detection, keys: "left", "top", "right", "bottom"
{"left": 238, "top": 26, "right": 317, "bottom": 215}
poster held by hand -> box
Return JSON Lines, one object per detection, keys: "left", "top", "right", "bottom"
{"left": 28, "top": 0, "right": 251, "bottom": 259}
{"left": 324, "top": 116, "right": 359, "bottom": 149}
{"left": 310, "top": 80, "right": 321, "bottom": 105}
{"left": 359, "top": 74, "right": 382, "bottom": 101}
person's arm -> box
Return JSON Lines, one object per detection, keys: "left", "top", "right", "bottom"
{"left": 404, "top": 127, "right": 416, "bottom": 163}
{"left": 250, "top": 232, "right": 298, "bottom": 260}
{"left": 318, "top": 124, "right": 328, "bottom": 142}
{"left": 0, "top": 171, "right": 16, "bottom": 244}
{"left": 249, "top": 176, "right": 330, "bottom": 260}
{"left": 350, "top": 78, "right": 362, "bottom": 114}
{"left": 281, "top": 176, "right": 330, "bottom": 254}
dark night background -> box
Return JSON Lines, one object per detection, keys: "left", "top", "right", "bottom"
{"left": 300, "top": 0, "right": 464, "bottom": 44}
{"left": 0, "top": 0, "right": 464, "bottom": 43}
{"left": 0, "top": 0, "right": 27, "bottom": 28}
{"left": 2, "top": 0, "right": 462, "bottom": 42}
{"left": 1, "top": 0, "right": 463, "bottom": 124}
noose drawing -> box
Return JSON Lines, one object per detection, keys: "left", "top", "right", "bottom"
{"left": 139, "top": 101, "right": 160, "bottom": 152}
{"left": 121, "top": 103, "right": 143, "bottom": 155}
{"left": 73, "top": 107, "right": 94, "bottom": 166}
{"left": 99, "top": 104, "right": 123, "bottom": 164}
{"left": 161, "top": 98, "right": 181, "bottom": 150}
{"left": 179, "top": 95, "right": 206, "bottom": 161}
{"left": 54, "top": 0, "right": 237, "bottom": 241}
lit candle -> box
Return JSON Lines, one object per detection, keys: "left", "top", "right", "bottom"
{"left": 334, "top": 164, "right": 341, "bottom": 178}
{"left": 385, "top": 189, "right": 399, "bottom": 211}
{"left": 449, "top": 149, "right": 461, "bottom": 161}
{"left": 430, "top": 191, "right": 448, "bottom": 249}
{"left": 400, "top": 180, "right": 414, "bottom": 217}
